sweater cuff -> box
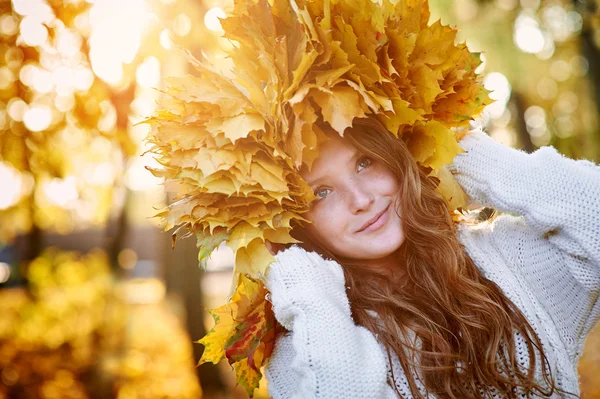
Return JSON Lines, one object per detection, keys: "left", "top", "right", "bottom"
{"left": 264, "top": 245, "right": 350, "bottom": 330}
{"left": 447, "top": 127, "right": 530, "bottom": 210}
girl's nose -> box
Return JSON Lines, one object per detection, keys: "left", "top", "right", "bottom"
{"left": 347, "top": 185, "right": 375, "bottom": 214}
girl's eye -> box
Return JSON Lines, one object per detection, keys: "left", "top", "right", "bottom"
{"left": 315, "top": 188, "right": 330, "bottom": 199}
{"left": 313, "top": 157, "right": 371, "bottom": 201}
{"left": 357, "top": 156, "right": 372, "bottom": 171}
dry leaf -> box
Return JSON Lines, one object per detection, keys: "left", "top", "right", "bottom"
{"left": 197, "top": 274, "right": 276, "bottom": 397}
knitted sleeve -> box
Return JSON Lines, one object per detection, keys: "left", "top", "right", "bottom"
{"left": 447, "top": 126, "right": 600, "bottom": 353}
{"left": 262, "top": 245, "right": 398, "bottom": 399}
{"left": 448, "top": 125, "right": 600, "bottom": 268}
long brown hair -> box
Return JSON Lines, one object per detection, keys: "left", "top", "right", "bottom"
{"left": 289, "top": 118, "right": 561, "bottom": 398}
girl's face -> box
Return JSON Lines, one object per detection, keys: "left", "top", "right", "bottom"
{"left": 300, "top": 133, "right": 405, "bottom": 263}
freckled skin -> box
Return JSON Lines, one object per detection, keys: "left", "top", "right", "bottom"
{"left": 300, "top": 133, "right": 405, "bottom": 270}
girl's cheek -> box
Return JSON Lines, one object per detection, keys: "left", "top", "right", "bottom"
{"left": 307, "top": 208, "right": 326, "bottom": 231}
{"left": 315, "top": 208, "right": 336, "bottom": 235}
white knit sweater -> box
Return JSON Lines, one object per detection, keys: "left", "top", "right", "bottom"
{"left": 263, "top": 126, "right": 600, "bottom": 399}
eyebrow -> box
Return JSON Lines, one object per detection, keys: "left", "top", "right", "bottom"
{"left": 306, "top": 149, "right": 362, "bottom": 187}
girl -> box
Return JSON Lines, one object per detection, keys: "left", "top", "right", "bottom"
{"left": 262, "top": 117, "right": 600, "bottom": 398}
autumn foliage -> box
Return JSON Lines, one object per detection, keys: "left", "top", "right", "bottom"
{"left": 142, "top": 0, "right": 490, "bottom": 395}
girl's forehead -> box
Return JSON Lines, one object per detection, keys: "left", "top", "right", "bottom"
{"left": 300, "top": 134, "right": 357, "bottom": 180}
{"left": 319, "top": 132, "right": 353, "bottom": 153}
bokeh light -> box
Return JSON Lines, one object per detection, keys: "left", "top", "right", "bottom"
{"left": 172, "top": 13, "right": 192, "bottom": 36}
{"left": 23, "top": 104, "right": 52, "bottom": 132}
{"left": 136, "top": 56, "right": 161, "bottom": 88}
{"left": 0, "top": 14, "right": 19, "bottom": 36}
{"left": 0, "top": 162, "right": 33, "bottom": 210}
{"left": 204, "top": 7, "right": 226, "bottom": 33}
{"left": 496, "top": 0, "right": 518, "bottom": 11}
{"left": 549, "top": 59, "right": 572, "bottom": 82}
{"left": 524, "top": 105, "right": 551, "bottom": 146}
{"left": 124, "top": 154, "right": 163, "bottom": 192}
{"left": 159, "top": 28, "right": 173, "bottom": 49}
{"left": 0, "top": 262, "right": 11, "bottom": 284}
{"left": 89, "top": 0, "right": 147, "bottom": 85}
{"left": 7, "top": 97, "right": 27, "bottom": 122}
{"left": 483, "top": 72, "right": 512, "bottom": 119}
{"left": 537, "top": 77, "right": 558, "bottom": 100}
{"left": 41, "top": 176, "right": 79, "bottom": 208}
{"left": 19, "top": 16, "right": 49, "bottom": 46}
{"left": 514, "top": 13, "right": 545, "bottom": 54}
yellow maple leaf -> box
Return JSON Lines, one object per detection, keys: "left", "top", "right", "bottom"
{"left": 422, "top": 121, "right": 465, "bottom": 170}
{"left": 311, "top": 85, "right": 367, "bottom": 135}
{"left": 234, "top": 238, "right": 275, "bottom": 279}
{"left": 197, "top": 304, "right": 236, "bottom": 364}
{"left": 197, "top": 273, "right": 277, "bottom": 397}
{"left": 206, "top": 113, "right": 265, "bottom": 144}
{"left": 433, "top": 166, "right": 468, "bottom": 211}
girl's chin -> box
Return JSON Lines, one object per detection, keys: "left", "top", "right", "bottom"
{"left": 345, "top": 244, "right": 402, "bottom": 260}
{"left": 359, "top": 235, "right": 403, "bottom": 249}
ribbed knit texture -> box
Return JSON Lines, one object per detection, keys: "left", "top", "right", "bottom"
{"left": 263, "top": 126, "right": 600, "bottom": 398}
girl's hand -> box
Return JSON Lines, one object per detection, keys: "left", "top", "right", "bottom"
{"left": 263, "top": 244, "right": 348, "bottom": 331}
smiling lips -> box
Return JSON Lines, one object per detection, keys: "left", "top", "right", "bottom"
{"left": 357, "top": 204, "right": 390, "bottom": 233}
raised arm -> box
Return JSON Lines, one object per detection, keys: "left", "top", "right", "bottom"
{"left": 263, "top": 245, "right": 398, "bottom": 399}
{"left": 448, "top": 124, "right": 600, "bottom": 267}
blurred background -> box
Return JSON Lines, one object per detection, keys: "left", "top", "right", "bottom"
{"left": 0, "top": 0, "right": 599, "bottom": 398}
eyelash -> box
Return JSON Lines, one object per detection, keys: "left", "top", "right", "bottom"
{"left": 313, "top": 156, "right": 372, "bottom": 200}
